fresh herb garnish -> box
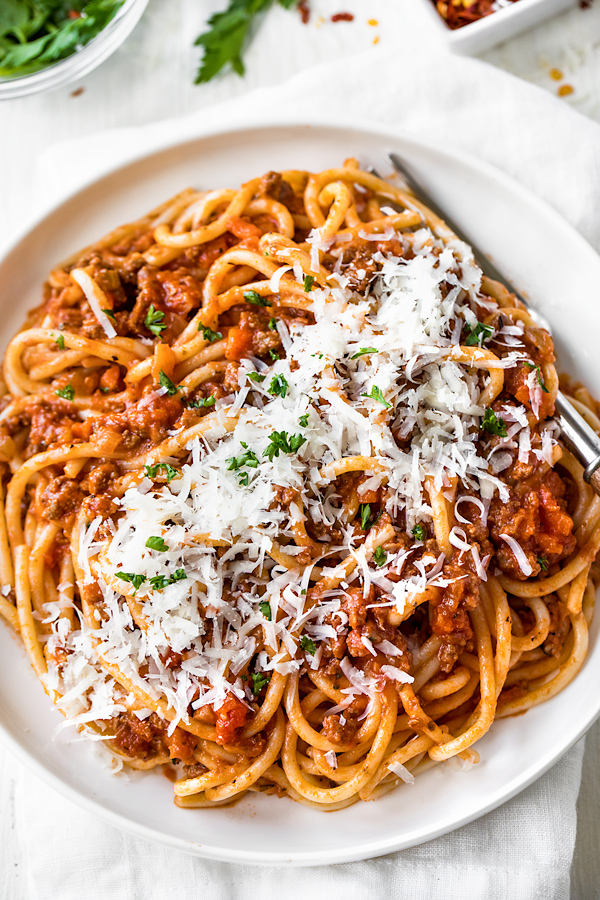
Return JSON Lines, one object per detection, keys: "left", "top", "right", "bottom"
{"left": 146, "top": 536, "right": 169, "bottom": 552}
{"left": 268, "top": 317, "right": 278, "bottom": 331}
{"left": 188, "top": 396, "right": 216, "bottom": 409}
{"left": 268, "top": 374, "right": 288, "bottom": 398}
{"left": 0, "top": 1, "right": 125, "bottom": 78}
{"left": 373, "top": 546, "right": 387, "bottom": 567}
{"left": 243, "top": 289, "right": 272, "bottom": 307}
{"left": 263, "top": 430, "right": 306, "bottom": 461}
{"left": 298, "top": 414, "right": 309, "bottom": 427}
{"left": 238, "top": 472, "right": 249, "bottom": 486}
{"left": 101, "top": 308, "right": 116, "bottom": 321}
{"left": 144, "top": 304, "right": 166, "bottom": 337}
{"left": 248, "top": 372, "right": 266, "bottom": 383}
{"left": 351, "top": 347, "right": 377, "bottom": 360}
{"left": 227, "top": 443, "right": 260, "bottom": 482}
{"left": 303, "top": 274, "right": 314, "bottom": 292}
{"left": 465, "top": 322, "right": 493, "bottom": 347}
{"left": 481, "top": 408, "right": 507, "bottom": 437}
{"left": 299, "top": 635, "right": 316, "bottom": 654}
{"left": 144, "top": 463, "right": 179, "bottom": 483}
{"left": 524, "top": 361, "right": 549, "bottom": 393}
{"left": 412, "top": 524, "right": 427, "bottom": 542}
{"left": 361, "top": 385, "right": 392, "bottom": 409}
{"left": 115, "top": 571, "right": 146, "bottom": 592}
{"left": 159, "top": 370, "right": 179, "bottom": 395}
{"left": 200, "top": 325, "right": 222, "bottom": 343}
{"left": 55, "top": 382, "right": 74, "bottom": 402}
{"left": 250, "top": 671, "right": 271, "bottom": 696}
{"left": 537, "top": 556, "right": 549, "bottom": 571}
{"left": 149, "top": 569, "right": 187, "bottom": 590}
{"left": 360, "top": 504, "right": 371, "bottom": 530}
{"left": 269, "top": 349, "right": 280, "bottom": 361}
{"left": 55, "top": 334, "right": 65, "bottom": 350}
{"left": 258, "top": 600, "right": 272, "bottom": 620}
{"left": 193, "top": 0, "right": 298, "bottom": 84}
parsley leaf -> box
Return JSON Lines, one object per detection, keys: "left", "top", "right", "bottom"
{"left": 248, "top": 372, "right": 266, "bottom": 383}
{"left": 269, "top": 349, "right": 280, "bottom": 361}
{"left": 115, "top": 571, "right": 146, "bottom": 592}
{"left": 144, "top": 463, "right": 179, "bottom": 483}
{"left": 360, "top": 504, "right": 371, "bottom": 530}
{"left": 55, "top": 334, "right": 65, "bottom": 350}
{"left": 146, "top": 536, "right": 169, "bottom": 552}
{"left": 250, "top": 671, "right": 271, "bottom": 696}
{"left": 361, "top": 385, "right": 392, "bottom": 409}
{"left": 56, "top": 382, "right": 74, "bottom": 402}
{"left": 351, "top": 347, "right": 377, "bottom": 360}
{"left": 412, "top": 524, "right": 427, "bottom": 542}
{"left": 303, "top": 274, "right": 314, "bottom": 292}
{"left": 200, "top": 325, "right": 222, "bottom": 342}
{"left": 101, "top": 308, "right": 116, "bottom": 320}
{"left": 243, "top": 289, "right": 272, "bottom": 307}
{"left": 263, "top": 431, "right": 306, "bottom": 461}
{"left": 238, "top": 472, "right": 249, "bottom": 486}
{"left": 300, "top": 635, "right": 316, "bottom": 654}
{"left": 373, "top": 546, "right": 387, "bottom": 567}
{"left": 149, "top": 569, "right": 186, "bottom": 591}
{"left": 145, "top": 304, "right": 166, "bottom": 337}
{"left": 465, "top": 322, "right": 493, "bottom": 347}
{"left": 227, "top": 446, "right": 260, "bottom": 472}
{"left": 188, "top": 396, "right": 216, "bottom": 409}
{"left": 524, "top": 361, "right": 549, "bottom": 393}
{"left": 159, "top": 371, "right": 179, "bottom": 395}
{"left": 258, "top": 600, "right": 272, "bottom": 620}
{"left": 537, "top": 556, "right": 549, "bottom": 571}
{"left": 268, "top": 317, "right": 278, "bottom": 331}
{"left": 268, "top": 374, "right": 288, "bottom": 398}
{"left": 298, "top": 414, "right": 309, "bottom": 427}
{"left": 481, "top": 408, "right": 507, "bottom": 437}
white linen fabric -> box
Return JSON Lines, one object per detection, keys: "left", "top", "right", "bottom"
{"left": 13, "top": 44, "right": 600, "bottom": 900}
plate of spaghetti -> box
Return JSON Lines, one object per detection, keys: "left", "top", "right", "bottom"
{"left": 1, "top": 122, "right": 600, "bottom": 865}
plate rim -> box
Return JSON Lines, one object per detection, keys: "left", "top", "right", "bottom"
{"left": 1, "top": 115, "right": 599, "bottom": 866}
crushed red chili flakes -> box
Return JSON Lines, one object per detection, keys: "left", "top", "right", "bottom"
{"left": 331, "top": 12, "right": 354, "bottom": 22}
{"left": 433, "top": 0, "right": 520, "bottom": 29}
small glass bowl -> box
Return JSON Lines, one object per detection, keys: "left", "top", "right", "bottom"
{"left": 0, "top": 0, "right": 149, "bottom": 100}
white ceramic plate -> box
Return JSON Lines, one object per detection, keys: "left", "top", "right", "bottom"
{"left": 1, "top": 121, "right": 599, "bottom": 867}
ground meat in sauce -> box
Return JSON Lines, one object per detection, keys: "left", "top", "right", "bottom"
{"left": 214, "top": 695, "right": 251, "bottom": 746}
{"left": 113, "top": 712, "right": 197, "bottom": 763}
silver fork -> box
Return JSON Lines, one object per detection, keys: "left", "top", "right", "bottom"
{"left": 384, "top": 151, "right": 600, "bottom": 496}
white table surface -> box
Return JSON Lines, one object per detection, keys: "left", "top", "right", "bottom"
{"left": 1, "top": 0, "right": 600, "bottom": 896}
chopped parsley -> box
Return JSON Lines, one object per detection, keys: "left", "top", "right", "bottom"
{"left": 465, "top": 322, "right": 493, "bottom": 347}
{"left": 300, "top": 635, "right": 316, "bottom": 655}
{"left": 101, "top": 308, "right": 116, "bottom": 321}
{"left": 238, "top": 472, "right": 249, "bottom": 486}
{"left": 361, "top": 385, "right": 392, "bottom": 409}
{"left": 55, "top": 334, "right": 65, "bottom": 350}
{"left": 268, "top": 318, "right": 278, "bottom": 331}
{"left": 188, "top": 396, "right": 216, "bottom": 409}
{"left": 360, "top": 504, "right": 371, "bottom": 530}
{"left": 268, "top": 374, "right": 288, "bottom": 398}
{"left": 351, "top": 347, "right": 377, "bottom": 360}
{"left": 412, "top": 524, "right": 427, "bottom": 542}
{"left": 524, "top": 361, "right": 549, "bottom": 393}
{"left": 55, "top": 382, "right": 74, "bottom": 402}
{"left": 200, "top": 325, "right": 222, "bottom": 343}
{"left": 227, "top": 443, "right": 260, "bottom": 482}
{"left": 537, "top": 556, "right": 549, "bottom": 571}
{"left": 144, "top": 304, "right": 166, "bottom": 337}
{"left": 481, "top": 408, "right": 507, "bottom": 437}
{"left": 298, "top": 414, "right": 309, "bottom": 427}
{"left": 149, "top": 569, "right": 187, "bottom": 591}
{"left": 303, "top": 274, "right": 314, "bottom": 292}
{"left": 263, "top": 431, "right": 306, "bottom": 461}
{"left": 144, "top": 463, "right": 179, "bottom": 483}
{"left": 146, "top": 536, "right": 169, "bottom": 552}
{"left": 269, "top": 349, "right": 280, "bottom": 361}
{"left": 258, "top": 600, "right": 272, "bottom": 620}
{"left": 115, "top": 572, "right": 146, "bottom": 592}
{"left": 373, "top": 546, "right": 387, "bottom": 567}
{"left": 158, "top": 370, "right": 179, "bottom": 395}
{"left": 243, "top": 290, "right": 271, "bottom": 307}
{"left": 248, "top": 372, "right": 266, "bottom": 384}
{"left": 250, "top": 672, "right": 271, "bottom": 696}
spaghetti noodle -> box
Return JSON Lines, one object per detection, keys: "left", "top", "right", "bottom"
{"left": 0, "top": 160, "right": 598, "bottom": 810}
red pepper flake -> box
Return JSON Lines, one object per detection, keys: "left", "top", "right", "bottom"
{"left": 331, "top": 12, "right": 354, "bottom": 22}
{"left": 558, "top": 84, "right": 574, "bottom": 97}
{"left": 70, "top": 86, "right": 85, "bottom": 97}
{"left": 298, "top": 0, "right": 310, "bottom": 23}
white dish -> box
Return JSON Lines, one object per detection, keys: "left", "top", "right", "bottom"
{"left": 416, "top": 0, "right": 576, "bottom": 55}
{"left": 0, "top": 120, "right": 599, "bottom": 866}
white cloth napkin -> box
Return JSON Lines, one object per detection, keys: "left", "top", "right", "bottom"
{"left": 13, "top": 44, "right": 600, "bottom": 900}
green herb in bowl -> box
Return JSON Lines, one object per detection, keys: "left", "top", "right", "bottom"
{"left": 0, "top": 0, "right": 124, "bottom": 78}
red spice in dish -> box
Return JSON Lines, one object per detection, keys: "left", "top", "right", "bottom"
{"left": 433, "top": 0, "right": 520, "bottom": 30}
{"left": 331, "top": 12, "right": 354, "bottom": 22}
